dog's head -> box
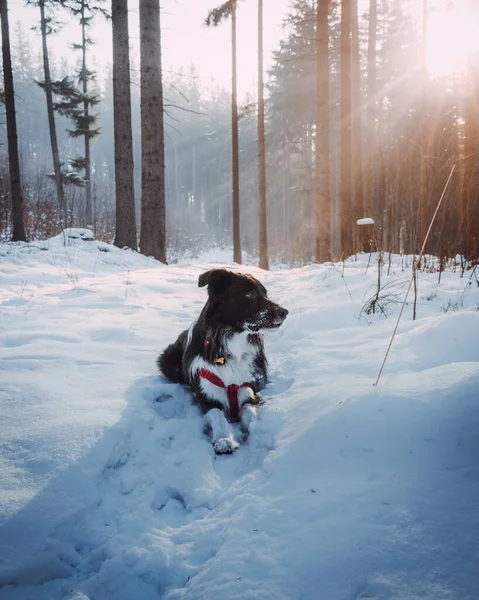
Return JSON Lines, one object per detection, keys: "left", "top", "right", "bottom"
{"left": 198, "top": 269, "right": 288, "bottom": 332}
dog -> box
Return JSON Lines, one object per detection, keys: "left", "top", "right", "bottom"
{"left": 158, "top": 268, "right": 288, "bottom": 454}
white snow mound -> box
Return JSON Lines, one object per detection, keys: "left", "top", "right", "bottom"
{"left": 62, "top": 228, "right": 95, "bottom": 241}
{"left": 0, "top": 240, "right": 478, "bottom": 600}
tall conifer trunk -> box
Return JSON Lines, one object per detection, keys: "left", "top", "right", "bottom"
{"left": 463, "top": 0, "right": 479, "bottom": 260}
{"left": 231, "top": 3, "right": 241, "bottom": 263}
{"left": 419, "top": 0, "right": 430, "bottom": 249}
{"left": 257, "top": 0, "right": 268, "bottom": 269}
{"left": 205, "top": 1, "right": 241, "bottom": 263}
{"left": 39, "top": 0, "right": 65, "bottom": 219}
{"left": 315, "top": 0, "right": 330, "bottom": 262}
{"left": 366, "top": 0, "right": 377, "bottom": 223}
{"left": 112, "top": 0, "right": 137, "bottom": 250}
{"left": 340, "top": 0, "right": 353, "bottom": 257}
{"left": 351, "top": 0, "right": 364, "bottom": 251}
{"left": 0, "top": 0, "right": 27, "bottom": 241}
{"left": 80, "top": 0, "right": 93, "bottom": 227}
{"left": 139, "top": 0, "right": 166, "bottom": 262}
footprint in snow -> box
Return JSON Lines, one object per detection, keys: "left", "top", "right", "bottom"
{"left": 153, "top": 390, "right": 192, "bottom": 420}
{"left": 153, "top": 487, "right": 187, "bottom": 512}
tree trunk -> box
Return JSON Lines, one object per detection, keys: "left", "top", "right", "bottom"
{"left": 419, "top": 0, "right": 429, "bottom": 249}
{"left": 231, "top": 3, "right": 241, "bottom": 263}
{"left": 463, "top": 0, "right": 479, "bottom": 260}
{"left": 257, "top": 0, "right": 268, "bottom": 269}
{"left": 81, "top": 1, "right": 93, "bottom": 228}
{"left": 315, "top": 0, "right": 330, "bottom": 262}
{"left": 351, "top": 0, "right": 364, "bottom": 251}
{"left": 366, "top": 0, "right": 377, "bottom": 223}
{"left": 0, "top": 0, "right": 27, "bottom": 241}
{"left": 139, "top": 0, "right": 166, "bottom": 262}
{"left": 39, "top": 0, "right": 65, "bottom": 220}
{"left": 340, "top": 0, "right": 353, "bottom": 257}
{"left": 112, "top": 0, "right": 137, "bottom": 251}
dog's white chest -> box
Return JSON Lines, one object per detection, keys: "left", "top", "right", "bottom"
{"left": 190, "top": 331, "right": 257, "bottom": 412}
{"left": 225, "top": 331, "right": 256, "bottom": 369}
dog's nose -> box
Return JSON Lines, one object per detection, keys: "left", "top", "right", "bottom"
{"left": 278, "top": 307, "right": 289, "bottom": 320}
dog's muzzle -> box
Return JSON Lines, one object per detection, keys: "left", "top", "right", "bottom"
{"left": 248, "top": 304, "right": 288, "bottom": 331}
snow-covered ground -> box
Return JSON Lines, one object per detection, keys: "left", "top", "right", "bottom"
{"left": 1, "top": 234, "right": 478, "bottom": 600}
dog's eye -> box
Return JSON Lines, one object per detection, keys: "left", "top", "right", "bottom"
{"left": 246, "top": 291, "right": 256, "bottom": 300}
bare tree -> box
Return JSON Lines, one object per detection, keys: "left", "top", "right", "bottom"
{"left": 112, "top": 0, "right": 137, "bottom": 250}
{"left": 139, "top": 0, "right": 166, "bottom": 262}
{"left": 0, "top": 0, "right": 27, "bottom": 241}
{"left": 206, "top": 0, "right": 241, "bottom": 264}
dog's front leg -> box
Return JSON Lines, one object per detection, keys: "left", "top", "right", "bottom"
{"left": 240, "top": 404, "right": 257, "bottom": 438}
{"left": 204, "top": 408, "right": 239, "bottom": 454}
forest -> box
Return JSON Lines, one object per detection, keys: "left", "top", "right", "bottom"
{"left": 0, "top": 0, "right": 478, "bottom": 268}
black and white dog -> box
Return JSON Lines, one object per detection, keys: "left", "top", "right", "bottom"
{"left": 158, "top": 268, "right": 288, "bottom": 454}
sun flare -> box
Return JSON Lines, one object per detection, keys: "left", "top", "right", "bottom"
{"left": 426, "top": 0, "right": 478, "bottom": 77}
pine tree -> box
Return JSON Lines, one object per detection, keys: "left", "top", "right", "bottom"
{"left": 206, "top": 0, "right": 241, "bottom": 264}
{"left": 0, "top": 0, "right": 27, "bottom": 241}
{"left": 139, "top": 0, "right": 166, "bottom": 262}
{"left": 27, "top": 0, "right": 66, "bottom": 218}
{"left": 60, "top": 0, "right": 107, "bottom": 227}
{"left": 49, "top": 75, "right": 98, "bottom": 190}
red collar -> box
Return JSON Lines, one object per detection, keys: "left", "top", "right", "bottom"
{"left": 198, "top": 368, "right": 251, "bottom": 419}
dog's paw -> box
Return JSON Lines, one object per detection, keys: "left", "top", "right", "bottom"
{"left": 240, "top": 430, "right": 250, "bottom": 442}
{"left": 213, "top": 437, "right": 239, "bottom": 455}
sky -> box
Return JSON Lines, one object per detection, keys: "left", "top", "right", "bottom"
{"left": 8, "top": 0, "right": 292, "bottom": 99}
{"left": 7, "top": 0, "right": 472, "bottom": 99}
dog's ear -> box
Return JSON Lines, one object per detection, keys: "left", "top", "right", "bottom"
{"left": 198, "top": 269, "right": 233, "bottom": 295}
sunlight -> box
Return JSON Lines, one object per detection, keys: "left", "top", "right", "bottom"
{"left": 426, "top": 0, "right": 477, "bottom": 76}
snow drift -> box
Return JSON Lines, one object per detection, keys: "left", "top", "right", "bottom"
{"left": 1, "top": 236, "right": 478, "bottom": 600}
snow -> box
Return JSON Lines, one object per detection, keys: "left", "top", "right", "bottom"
{"left": 357, "top": 218, "right": 375, "bottom": 225}
{"left": 62, "top": 228, "right": 95, "bottom": 241}
{"left": 1, "top": 238, "right": 478, "bottom": 600}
